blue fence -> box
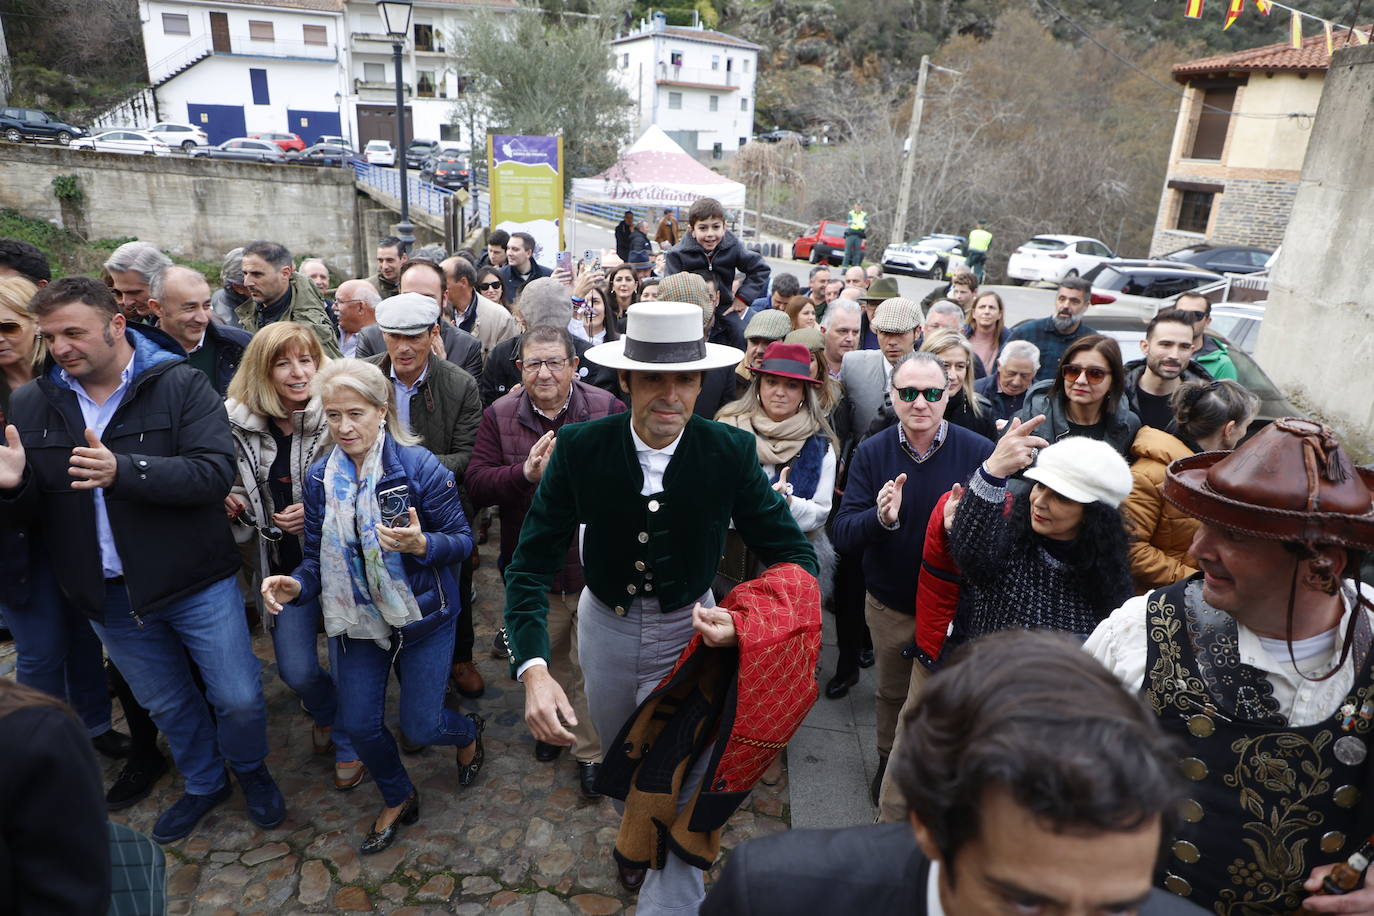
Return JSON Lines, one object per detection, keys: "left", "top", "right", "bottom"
{"left": 352, "top": 162, "right": 455, "bottom": 219}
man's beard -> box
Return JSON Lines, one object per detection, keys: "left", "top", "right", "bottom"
{"left": 1052, "top": 311, "right": 1079, "bottom": 333}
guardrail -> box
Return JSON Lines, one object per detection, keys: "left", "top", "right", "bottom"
{"left": 352, "top": 161, "right": 455, "bottom": 218}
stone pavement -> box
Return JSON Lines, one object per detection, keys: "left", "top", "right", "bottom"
{"left": 2, "top": 524, "right": 803, "bottom": 915}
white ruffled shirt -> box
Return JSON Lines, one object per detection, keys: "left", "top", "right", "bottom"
{"left": 1084, "top": 583, "right": 1374, "bottom": 727}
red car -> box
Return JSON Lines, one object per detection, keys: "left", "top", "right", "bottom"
{"left": 791, "top": 219, "right": 865, "bottom": 265}
{"left": 251, "top": 131, "right": 305, "bottom": 153}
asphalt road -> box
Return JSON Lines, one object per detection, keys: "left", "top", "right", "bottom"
{"left": 565, "top": 215, "right": 1057, "bottom": 327}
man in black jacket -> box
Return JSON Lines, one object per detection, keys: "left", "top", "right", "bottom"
{"left": 0, "top": 278, "right": 284, "bottom": 845}
{"left": 147, "top": 264, "right": 250, "bottom": 397}
{"left": 701, "top": 632, "right": 1204, "bottom": 916}
{"left": 499, "top": 232, "right": 553, "bottom": 307}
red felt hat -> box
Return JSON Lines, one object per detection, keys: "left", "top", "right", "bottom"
{"left": 753, "top": 342, "right": 819, "bottom": 385}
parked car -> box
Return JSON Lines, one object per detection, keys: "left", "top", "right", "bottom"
{"left": 69, "top": 129, "right": 172, "bottom": 157}
{"left": 1055, "top": 306, "right": 1296, "bottom": 435}
{"left": 1005, "top": 235, "right": 1116, "bottom": 286}
{"left": 189, "top": 138, "right": 287, "bottom": 163}
{"left": 405, "top": 138, "right": 441, "bottom": 169}
{"left": 1207, "top": 302, "right": 1265, "bottom": 354}
{"left": 880, "top": 233, "right": 966, "bottom": 279}
{"left": 791, "top": 220, "right": 864, "bottom": 265}
{"left": 1161, "top": 243, "right": 1274, "bottom": 275}
{"left": 144, "top": 121, "right": 209, "bottom": 150}
{"left": 363, "top": 140, "right": 396, "bottom": 166}
{"left": 756, "top": 130, "right": 807, "bottom": 147}
{"left": 315, "top": 134, "right": 355, "bottom": 151}
{"left": 420, "top": 154, "right": 470, "bottom": 189}
{"left": 0, "top": 107, "right": 87, "bottom": 145}
{"left": 1083, "top": 261, "right": 1222, "bottom": 311}
{"left": 250, "top": 131, "right": 305, "bottom": 153}
{"left": 287, "top": 143, "right": 356, "bottom": 168}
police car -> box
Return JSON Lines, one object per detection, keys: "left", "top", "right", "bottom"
{"left": 880, "top": 233, "right": 966, "bottom": 279}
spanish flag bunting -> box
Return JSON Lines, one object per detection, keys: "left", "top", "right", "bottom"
{"left": 1355, "top": 28, "right": 1371, "bottom": 45}
{"left": 1223, "top": 0, "right": 1245, "bottom": 30}
{"left": 1291, "top": 10, "right": 1303, "bottom": 47}
{"left": 1325, "top": 19, "right": 1334, "bottom": 54}
{"left": 1184, "top": 0, "right": 1205, "bottom": 19}
{"left": 1253, "top": 0, "right": 1271, "bottom": 14}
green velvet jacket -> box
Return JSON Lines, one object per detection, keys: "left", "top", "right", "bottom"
{"left": 503, "top": 411, "right": 819, "bottom": 670}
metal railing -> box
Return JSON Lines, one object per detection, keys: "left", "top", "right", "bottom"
{"left": 149, "top": 34, "right": 336, "bottom": 83}
{"left": 352, "top": 161, "right": 455, "bottom": 218}
{"left": 655, "top": 64, "right": 742, "bottom": 88}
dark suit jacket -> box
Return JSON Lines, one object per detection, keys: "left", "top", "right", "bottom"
{"left": 701, "top": 823, "right": 1208, "bottom": 916}
{"left": 354, "top": 321, "right": 483, "bottom": 383}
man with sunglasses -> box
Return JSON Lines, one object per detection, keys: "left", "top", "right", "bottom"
{"left": 833, "top": 351, "right": 995, "bottom": 806}
{"left": 1007, "top": 276, "right": 1098, "bottom": 383}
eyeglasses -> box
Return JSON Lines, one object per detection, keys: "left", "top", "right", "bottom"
{"left": 895, "top": 386, "right": 946, "bottom": 403}
{"left": 477, "top": 281, "right": 503, "bottom": 291}
{"left": 1062, "top": 363, "right": 1109, "bottom": 383}
{"left": 0, "top": 320, "right": 32, "bottom": 338}
{"left": 519, "top": 357, "right": 569, "bottom": 374}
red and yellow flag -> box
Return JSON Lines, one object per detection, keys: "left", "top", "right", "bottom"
{"left": 1325, "top": 20, "right": 1335, "bottom": 54}
{"left": 1254, "top": 0, "right": 1272, "bottom": 14}
{"left": 1223, "top": 0, "right": 1245, "bottom": 30}
{"left": 1290, "top": 10, "right": 1303, "bottom": 48}
{"left": 1184, "top": 0, "right": 1205, "bottom": 19}
{"left": 1355, "top": 28, "right": 1371, "bottom": 45}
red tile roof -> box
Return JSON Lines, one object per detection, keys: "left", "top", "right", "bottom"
{"left": 1172, "top": 28, "right": 1370, "bottom": 81}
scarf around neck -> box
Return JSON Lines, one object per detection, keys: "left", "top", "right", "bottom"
{"left": 720, "top": 407, "right": 818, "bottom": 466}
{"left": 319, "top": 434, "right": 422, "bottom": 649}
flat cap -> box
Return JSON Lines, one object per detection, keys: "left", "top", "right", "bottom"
{"left": 784, "top": 327, "right": 824, "bottom": 350}
{"left": 376, "top": 292, "right": 440, "bottom": 335}
{"left": 871, "top": 297, "right": 923, "bottom": 333}
{"left": 744, "top": 309, "right": 792, "bottom": 342}
{"left": 656, "top": 272, "right": 711, "bottom": 310}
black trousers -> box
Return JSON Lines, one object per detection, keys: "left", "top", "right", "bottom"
{"left": 832, "top": 550, "right": 872, "bottom": 675}
{"left": 450, "top": 556, "right": 475, "bottom": 664}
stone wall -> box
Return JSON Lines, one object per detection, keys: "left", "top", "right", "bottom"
{"left": 0, "top": 144, "right": 362, "bottom": 276}
{"left": 1257, "top": 44, "right": 1374, "bottom": 455}
{"left": 1150, "top": 175, "right": 1299, "bottom": 256}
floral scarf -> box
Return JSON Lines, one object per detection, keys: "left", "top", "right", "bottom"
{"left": 319, "top": 434, "right": 422, "bottom": 649}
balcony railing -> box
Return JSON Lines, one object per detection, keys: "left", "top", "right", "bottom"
{"left": 354, "top": 79, "right": 413, "bottom": 96}
{"left": 655, "top": 65, "right": 742, "bottom": 89}
{"left": 149, "top": 33, "right": 336, "bottom": 83}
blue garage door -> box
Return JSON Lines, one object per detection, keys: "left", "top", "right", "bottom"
{"left": 287, "top": 109, "right": 343, "bottom": 146}
{"left": 187, "top": 103, "right": 246, "bottom": 146}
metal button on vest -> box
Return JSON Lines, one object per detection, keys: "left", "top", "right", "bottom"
{"left": 1172, "top": 840, "right": 1200, "bottom": 864}
{"left": 1187, "top": 715, "right": 1215, "bottom": 738}
{"left": 614, "top": 606, "right": 626, "bottom": 616}
{"left": 1179, "top": 799, "right": 1204, "bottom": 823}
{"left": 634, "top": 560, "right": 646, "bottom": 572}
{"left": 1321, "top": 831, "right": 1347, "bottom": 854}
{"left": 1164, "top": 874, "right": 1192, "bottom": 897}
{"left": 648, "top": 499, "right": 660, "bottom": 512}
{"left": 1179, "top": 758, "right": 1208, "bottom": 781}
{"left": 637, "top": 531, "right": 649, "bottom": 544}
{"left": 1335, "top": 785, "right": 1361, "bottom": 808}
{"left": 644, "top": 583, "right": 653, "bottom": 593}
{"left": 644, "top": 571, "right": 654, "bottom": 580}
{"left": 627, "top": 584, "right": 637, "bottom": 595}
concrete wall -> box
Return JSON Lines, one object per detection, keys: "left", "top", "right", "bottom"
{"left": 0, "top": 144, "right": 362, "bottom": 276}
{"left": 1257, "top": 43, "right": 1374, "bottom": 455}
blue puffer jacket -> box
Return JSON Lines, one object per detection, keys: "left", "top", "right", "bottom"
{"left": 292, "top": 434, "right": 473, "bottom": 644}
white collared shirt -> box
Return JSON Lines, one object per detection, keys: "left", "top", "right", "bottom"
{"left": 629, "top": 419, "right": 683, "bottom": 495}
{"left": 1085, "top": 583, "right": 1374, "bottom": 727}
{"left": 389, "top": 360, "right": 430, "bottom": 432}
{"left": 186, "top": 330, "right": 208, "bottom": 355}
{"left": 927, "top": 860, "right": 945, "bottom": 916}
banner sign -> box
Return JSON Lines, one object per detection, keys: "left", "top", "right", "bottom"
{"left": 487, "top": 134, "right": 564, "bottom": 264}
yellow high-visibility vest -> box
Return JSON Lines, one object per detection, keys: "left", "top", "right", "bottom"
{"left": 848, "top": 209, "right": 867, "bottom": 231}
{"left": 968, "top": 228, "right": 993, "bottom": 252}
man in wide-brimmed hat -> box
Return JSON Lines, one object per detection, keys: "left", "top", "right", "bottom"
{"left": 502, "top": 301, "right": 818, "bottom": 914}
{"left": 1086, "top": 417, "right": 1374, "bottom": 914}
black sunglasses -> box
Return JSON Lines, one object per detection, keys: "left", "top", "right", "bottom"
{"left": 895, "top": 386, "right": 945, "bottom": 403}
{"left": 477, "top": 280, "right": 502, "bottom": 291}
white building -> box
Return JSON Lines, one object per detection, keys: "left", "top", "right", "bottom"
{"left": 611, "top": 14, "right": 760, "bottom": 163}
{"left": 126, "top": 0, "right": 513, "bottom": 147}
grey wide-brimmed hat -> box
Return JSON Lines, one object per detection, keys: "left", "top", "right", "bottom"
{"left": 584, "top": 301, "right": 742, "bottom": 372}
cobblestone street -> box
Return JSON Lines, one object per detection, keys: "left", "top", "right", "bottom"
{"left": 1, "top": 528, "right": 794, "bottom": 915}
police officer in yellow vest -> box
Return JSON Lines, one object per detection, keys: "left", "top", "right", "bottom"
{"left": 842, "top": 203, "right": 867, "bottom": 269}
{"left": 966, "top": 220, "right": 993, "bottom": 284}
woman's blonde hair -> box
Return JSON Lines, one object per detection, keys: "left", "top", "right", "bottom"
{"left": 716, "top": 370, "right": 838, "bottom": 452}
{"left": 226, "top": 321, "right": 328, "bottom": 419}
{"left": 311, "top": 358, "right": 420, "bottom": 446}
{"left": 921, "top": 329, "right": 984, "bottom": 418}
{"left": 0, "top": 276, "right": 45, "bottom": 372}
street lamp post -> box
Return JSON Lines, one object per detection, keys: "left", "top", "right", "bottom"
{"left": 377, "top": 0, "right": 415, "bottom": 251}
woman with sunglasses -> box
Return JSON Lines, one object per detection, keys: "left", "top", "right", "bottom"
{"left": 0, "top": 276, "right": 41, "bottom": 427}
{"left": 1009, "top": 334, "right": 1140, "bottom": 458}
{"left": 920, "top": 330, "right": 995, "bottom": 441}
{"left": 224, "top": 323, "right": 363, "bottom": 789}
{"left": 1123, "top": 378, "right": 1258, "bottom": 593}
{"left": 475, "top": 267, "right": 505, "bottom": 306}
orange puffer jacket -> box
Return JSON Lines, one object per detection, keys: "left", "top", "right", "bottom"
{"left": 1123, "top": 426, "right": 1200, "bottom": 593}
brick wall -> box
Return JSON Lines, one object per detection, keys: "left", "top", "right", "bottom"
{"left": 1149, "top": 175, "right": 1298, "bottom": 255}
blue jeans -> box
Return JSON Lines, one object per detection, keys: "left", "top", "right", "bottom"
{"left": 90, "top": 576, "right": 269, "bottom": 795}
{"left": 333, "top": 614, "right": 476, "bottom": 807}
{"left": 4, "top": 555, "right": 111, "bottom": 736}
{"left": 271, "top": 597, "right": 356, "bottom": 762}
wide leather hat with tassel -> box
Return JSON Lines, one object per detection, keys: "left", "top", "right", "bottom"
{"left": 1163, "top": 417, "right": 1374, "bottom": 551}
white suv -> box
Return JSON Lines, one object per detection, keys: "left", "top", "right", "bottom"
{"left": 145, "top": 122, "right": 210, "bottom": 151}
{"left": 363, "top": 140, "right": 395, "bottom": 166}
{"left": 1006, "top": 235, "right": 1116, "bottom": 286}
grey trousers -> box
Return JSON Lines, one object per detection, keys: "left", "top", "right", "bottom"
{"left": 578, "top": 588, "right": 715, "bottom": 916}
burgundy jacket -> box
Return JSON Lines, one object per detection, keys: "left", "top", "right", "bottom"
{"left": 466, "top": 380, "right": 626, "bottom": 593}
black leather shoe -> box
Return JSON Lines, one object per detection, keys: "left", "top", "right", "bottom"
{"left": 617, "top": 860, "right": 646, "bottom": 892}
{"left": 361, "top": 791, "right": 419, "bottom": 855}
{"left": 458, "top": 713, "right": 485, "bottom": 788}
{"left": 92, "top": 728, "right": 134, "bottom": 759}
{"left": 107, "top": 753, "right": 170, "bottom": 811}
{"left": 534, "top": 740, "right": 563, "bottom": 762}
{"left": 824, "top": 669, "right": 859, "bottom": 700}
{"left": 870, "top": 757, "right": 887, "bottom": 807}
{"left": 578, "top": 761, "right": 602, "bottom": 799}
{"left": 858, "top": 648, "right": 876, "bottom": 669}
